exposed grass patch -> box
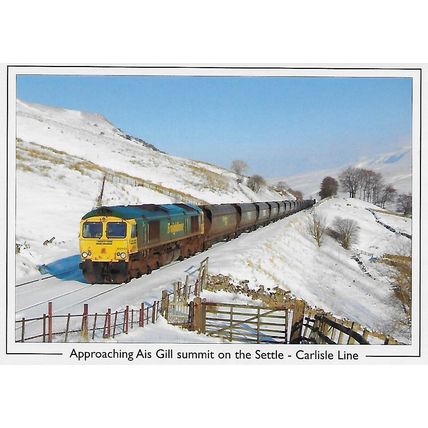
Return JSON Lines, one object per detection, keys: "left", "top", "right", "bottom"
{"left": 380, "top": 254, "right": 412, "bottom": 322}
{"left": 70, "top": 160, "right": 102, "bottom": 174}
{"left": 17, "top": 164, "right": 35, "bottom": 173}
{"left": 371, "top": 208, "right": 410, "bottom": 219}
{"left": 188, "top": 164, "right": 229, "bottom": 192}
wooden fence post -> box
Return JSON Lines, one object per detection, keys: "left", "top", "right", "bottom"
{"left": 188, "top": 301, "right": 194, "bottom": 329}
{"left": 92, "top": 313, "right": 98, "bottom": 340}
{"left": 347, "top": 322, "right": 356, "bottom": 345}
{"left": 124, "top": 306, "right": 129, "bottom": 334}
{"left": 48, "top": 302, "right": 53, "bottom": 343}
{"left": 161, "top": 290, "right": 169, "bottom": 318}
{"left": 81, "top": 303, "right": 89, "bottom": 342}
{"left": 112, "top": 311, "right": 118, "bottom": 338}
{"left": 184, "top": 276, "right": 189, "bottom": 301}
{"left": 42, "top": 314, "right": 46, "bottom": 342}
{"left": 139, "top": 303, "right": 145, "bottom": 327}
{"left": 151, "top": 302, "right": 157, "bottom": 324}
{"left": 21, "top": 318, "right": 25, "bottom": 343}
{"left": 173, "top": 283, "right": 178, "bottom": 304}
{"left": 290, "top": 300, "right": 305, "bottom": 344}
{"left": 65, "top": 313, "right": 71, "bottom": 343}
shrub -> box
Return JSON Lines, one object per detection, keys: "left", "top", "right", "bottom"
{"left": 247, "top": 174, "right": 266, "bottom": 192}
{"left": 332, "top": 217, "right": 359, "bottom": 249}
{"left": 307, "top": 213, "right": 327, "bottom": 247}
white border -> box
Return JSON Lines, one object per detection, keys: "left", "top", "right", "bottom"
{"left": 3, "top": 64, "right": 423, "bottom": 363}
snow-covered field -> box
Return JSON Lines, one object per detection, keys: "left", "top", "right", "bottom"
{"left": 14, "top": 100, "right": 412, "bottom": 344}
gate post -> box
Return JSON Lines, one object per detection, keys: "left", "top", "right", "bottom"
{"left": 161, "top": 290, "right": 169, "bottom": 319}
{"left": 290, "top": 300, "right": 305, "bottom": 344}
{"left": 191, "top": 297, "right": 205, "bottom": 333}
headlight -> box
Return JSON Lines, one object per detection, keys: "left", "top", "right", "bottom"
{"left": 82, "top": 252, "right": 88, "bottom": 258}
{"left": 120, "top": 252, "right": 126, "bottom": 259}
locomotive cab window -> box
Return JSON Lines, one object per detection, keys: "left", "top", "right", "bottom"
{"left": 82, "top": 222, "right": 103, "bottom": 238}
{"left": 106, "top": 222, "right": 127, "bottom": 238}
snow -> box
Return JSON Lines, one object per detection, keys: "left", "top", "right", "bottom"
{"left": 273, "top": 146, "right": 412, "bottom": 198}
{"left": 16, "top": 100, "right": 289, "bottom": 280}
{"left": 111, "top": 317, "right": 223, "bottom": 343}
{"left": 372, "top": 210, "right": 412, "bottom": 236}
{"left": 14, "top": 100, "right": 412, "bottom": 344}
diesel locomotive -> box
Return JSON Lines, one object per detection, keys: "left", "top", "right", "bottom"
{"left": 79, "top": 199, "right": 315, "bottom": 284}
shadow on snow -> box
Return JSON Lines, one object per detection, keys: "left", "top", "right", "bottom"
{"left": 39, "top": 254, "right": 86, "bottom": 283}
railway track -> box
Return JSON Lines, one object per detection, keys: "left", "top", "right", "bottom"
{"left": 16, "top": 268, "right": 77, "bottom": 288}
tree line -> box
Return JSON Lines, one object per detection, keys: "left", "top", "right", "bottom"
{"left": 318, "top": 167, "right": 412, "bottom": 214}
{"left": 230, "top": 159, "right": 303, "bottom": 198}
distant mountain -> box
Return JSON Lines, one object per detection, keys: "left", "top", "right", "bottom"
{"left": 273, "top": 146, "right": 412, "bottom": 198}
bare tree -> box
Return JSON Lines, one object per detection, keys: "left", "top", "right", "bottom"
{"left": 307, "top": 213, "right": 327, "bottom": 247}
{"left": 339, "top": 167, "right": 360, "bottom": 198}
{"left": 274, "top": 181, "right": 289, "bottom": 193}
{"left": 397, "top": 193, "right": 412, "bottom": 215}
{"left": 247, "top": 174, "right": 267, "bottom": 192}
{"left": 230, "top": 160, "right": 249, "bottom": 176}
{"left": 377, "top": 184, "right": 397, "bottom": 208}
{"left": 332, "top": 217, "right": 359, "bottom": 249}
{"left": 286, "top": 189, "right": 303, "bottom": 200}
{"left": 319, "top": 176, "right": 338, "bottom": 199}
{"left": 371, "top": 172, "right": 384, "bottom": 204}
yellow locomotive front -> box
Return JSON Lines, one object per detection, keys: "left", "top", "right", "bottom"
{"left": 79, "top": 215, "right": 138, "bottom": 283}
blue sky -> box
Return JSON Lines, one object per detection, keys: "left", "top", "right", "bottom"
{"left": 16, "top": 75, "right": 412, "bottom": 178}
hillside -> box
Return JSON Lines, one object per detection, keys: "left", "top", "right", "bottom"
{"left": 15, "top": 100, "right": 288, "bottom": 279}
{"left": 273, "top": 146, "right": 412, "bottom": 198}
{"left": 14, "top": 100, "right": 412, "bottom": 344}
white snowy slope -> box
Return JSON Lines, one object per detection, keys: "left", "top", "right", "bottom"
{"left": 15, "top": 100, "right": 412, "bottom": 343}
{"left": 15, "top": 197, "right": 411, "bottom": 343}
{"left": 273, "top": 146, "right": 412, "bottom": 198}
{"left": 15, "top": 100, "right": 289, "bottom": 279}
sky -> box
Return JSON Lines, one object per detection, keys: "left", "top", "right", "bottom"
{"left": 16, "top": 75, "right": 412, "bottom": 178}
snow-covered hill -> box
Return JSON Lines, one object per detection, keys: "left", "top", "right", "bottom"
{"left": 16, "top": 197, "right": 412, "bottom": 343}
{"left": 15, "top": 100, "right": 289, "bottom": 279}
{"left": 273, "top": 146, "right": 412, "bottom": 198}
{"left": 15, "top": 100, "right": 412, "bottom": 343}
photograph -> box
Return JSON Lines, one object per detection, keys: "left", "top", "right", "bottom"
{"left": 10, "top": 66, "right": 418, "bottom": 351}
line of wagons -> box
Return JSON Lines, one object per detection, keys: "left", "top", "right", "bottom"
{"left": 201, "top": 199, "right": 315, "bottom": 245}
{"left": 79, "top": 199, "right": 315, "bottom": 283}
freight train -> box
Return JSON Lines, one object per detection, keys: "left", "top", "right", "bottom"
{"left": 79, "top": 199, "right": 315, "bottom": 284}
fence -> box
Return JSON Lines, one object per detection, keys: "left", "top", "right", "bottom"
{"left": 16, "top": 257, "right": 210, "bottom": 343}
{"left": 301, "top": 307, "right": 400, "bottom": 345}
{"left": 188, "top": 298, "right": 400, "bottom": 345}
{"left": 104, "top": 172, "right": 207, "bottom": 205}
{"left": 15, "top": 256, "right": 400, "bottom": 344}
{"left": 16, "top": 301, "right": 161, "bottom": 343}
